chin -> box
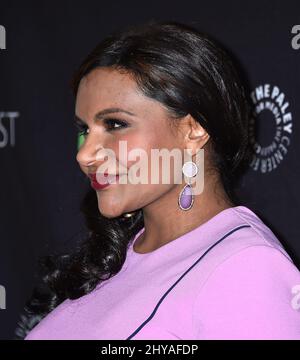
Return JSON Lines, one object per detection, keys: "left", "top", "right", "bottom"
{"left": 97, "top": 201, "right": 125, "bottom": 219}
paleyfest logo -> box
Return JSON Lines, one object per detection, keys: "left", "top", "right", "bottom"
{"left": 0, "top": 112, "right": 19, "bottom": 147}
{"left": 249, "top": 84, "right": 293, "bottom": 173}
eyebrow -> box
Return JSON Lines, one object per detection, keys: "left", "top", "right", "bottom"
{"left": 75, "top": 107, "right": 136, "bottom": 123}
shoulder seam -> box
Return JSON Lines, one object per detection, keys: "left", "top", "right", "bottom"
{"left": 231, "top": 207, "right": 280, "bottom": 248}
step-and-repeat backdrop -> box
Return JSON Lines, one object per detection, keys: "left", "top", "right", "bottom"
{"left": 0, "top": 0, "right": 299, "bottom": 339}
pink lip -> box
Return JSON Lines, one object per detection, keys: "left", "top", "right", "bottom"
{"left": 88, "top": 172, "right": 120, "bottom": 190}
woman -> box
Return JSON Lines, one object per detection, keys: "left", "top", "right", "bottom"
{"left": 16, "top": 20, "right": 300, "bottom": 340}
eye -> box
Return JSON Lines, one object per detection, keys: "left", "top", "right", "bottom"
{"left": 103, "top": 118, "right": 129, "bottom": 132}
{"left": 74, "top": 119, "right": 89, "bottom": 136}
{"left": 73, "top": 116, "right": 129, "bottom": 136}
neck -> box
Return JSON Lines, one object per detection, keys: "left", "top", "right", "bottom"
{"left": 134, "top": 176, "right": 235, "bottom": 253}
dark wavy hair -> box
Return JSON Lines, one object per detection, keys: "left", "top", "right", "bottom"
{"left": 14, "top": 19, "right": 251, "bottom": 339}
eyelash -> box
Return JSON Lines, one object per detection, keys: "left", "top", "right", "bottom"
{"left": 75, "top": 118, "right": 129, "bottom": 136}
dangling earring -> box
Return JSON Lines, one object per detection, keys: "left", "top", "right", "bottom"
{"left": 178, "top": 161, "right": 198, "bottom": 211}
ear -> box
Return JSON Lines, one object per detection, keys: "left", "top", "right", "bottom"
{"left": 178, "top": 114, "right": 210, "bottom": 156}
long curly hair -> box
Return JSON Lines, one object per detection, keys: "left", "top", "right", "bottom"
{"left": 14, "top": 19, "right": 252, "bottom": 339}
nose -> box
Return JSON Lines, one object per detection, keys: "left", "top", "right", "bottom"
{"left": 76, "top": 137, "right": 104, "bottom": 167}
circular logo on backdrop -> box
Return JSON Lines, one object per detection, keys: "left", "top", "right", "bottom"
{"left": 249, "top": 84, "right": 293, "bottom": 173}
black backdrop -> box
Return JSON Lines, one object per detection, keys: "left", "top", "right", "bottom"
{"left": 0, "top": 0, "right": 300, "bottom": 340}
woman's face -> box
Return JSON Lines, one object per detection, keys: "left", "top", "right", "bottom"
{"left": 75, "top": 67, "right": 199, "bottom": 218}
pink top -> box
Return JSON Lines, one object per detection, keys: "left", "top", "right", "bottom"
{"left": 25, "top": 206, "right": 300, "bottom": 340}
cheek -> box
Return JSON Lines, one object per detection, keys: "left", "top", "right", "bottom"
{"left": 126, "top": 139, "right": 180, "bottom": 186}
{"left": 109, "top": 124, "right": 182, "bottom": 185}
{"left": 126, "top": 133, "right": 159, "bottom": 179}
{"left": 110, "top": 132, "right": 155, "bottom": 172}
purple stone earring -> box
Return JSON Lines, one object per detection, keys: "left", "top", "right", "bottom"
{"left": 178, "top": 161, "right": 198, "bottom": 211}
